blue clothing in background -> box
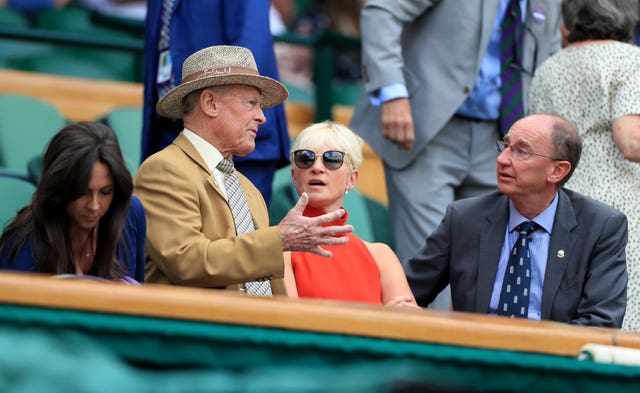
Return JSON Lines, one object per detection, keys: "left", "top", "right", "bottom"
{"left": 121, "top": 195, "right": 146, "bottom": 282}
{"left": 0, "top": 196, "right": 146, "bottom": 282}
{"left": 636, "top": 1, "right": 640, "bottom": 45}
{"left": 8, "top": 0, "right": 55, "bottom": 13}
{"left": 142, "top": 0, "right": 290, "bottom": 204}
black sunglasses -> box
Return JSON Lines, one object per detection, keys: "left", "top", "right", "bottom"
{"left": 292, "top": 149, "right": 347, "bottom": 170}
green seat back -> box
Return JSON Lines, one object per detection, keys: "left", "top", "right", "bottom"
{"left": 27, "top": 156, "right": 43, "bottom": 186}
{"left": 282, "top": 82, "right": 314, "bottom": 105}
{"left": 332, "top": 81, "right": 362, "bottom": 106}
{"left": 0, "top": 8, "right": 55, "bottom": 68}
{"left": 15, "top": 54, "right": 128, "bottom": 81}
{"left": 0, "top": 7, "right": 29, "bottom": 27}
{"left": 0, "top": 174, "right": 35, "bottom": 230}
{"left": 35, "top": 5, "right": 136, "bottom": 38}
{"left": 364, "top": 196, "right": 394, "bottom": 249}
{"left": 34, "top": 5, "right": 138, "bottom": 82}
{"left": 0, "top": 95, "right": 65, "bottom": 177}
{"left": 105, "top": 107, "right": 142, "bottom": 175}
{"left": 268, "top": 165, "right": 298, "bottom": 226}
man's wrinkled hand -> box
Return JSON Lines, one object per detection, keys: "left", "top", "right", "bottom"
{"left": 279, "top": 193, "right": 353, "bottom": 257}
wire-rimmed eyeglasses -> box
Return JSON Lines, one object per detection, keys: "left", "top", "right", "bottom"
{"left": 496, "top": 140, "right": 563, "bottom": 161}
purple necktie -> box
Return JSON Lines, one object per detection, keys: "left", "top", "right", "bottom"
{"left": 499, "top": 0, "right": 525, "bottom": 135}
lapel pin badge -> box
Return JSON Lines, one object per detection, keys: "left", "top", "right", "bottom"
{"left": 556, "top": 250, "right": 565, "bottom": 259}
{"left": 532, "top": 6, "right": 547, "bottom": 24}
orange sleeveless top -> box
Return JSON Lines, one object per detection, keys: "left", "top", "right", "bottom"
{"left": 291, "top": 205, "right": 382, "bottom": 304}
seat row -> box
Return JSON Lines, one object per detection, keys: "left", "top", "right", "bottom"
{"left": 0, "top": 5, "right": 142, "bottom": 82}
{"left": 0, "top": 93, "right": 142, "bottom": 182}
{"left": 0, "top": 94, "right": 141, "bottom": 229}
{"left": 0, "top": 93, "right": 393, "bottom": 246}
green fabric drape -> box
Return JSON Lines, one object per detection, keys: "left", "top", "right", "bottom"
{"left": 1, "top": 304, "right": 639, "bottom": 392}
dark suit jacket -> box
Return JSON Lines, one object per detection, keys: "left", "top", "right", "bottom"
{"left": 142, "top": 0, "right": 289, "bottom": 179}
{"left": 405, "top": 189, "right": 628, "bottom": 328}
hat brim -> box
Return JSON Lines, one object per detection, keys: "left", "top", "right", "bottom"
{"left": 156, "top": 73, "right": 289, "bottom": 119}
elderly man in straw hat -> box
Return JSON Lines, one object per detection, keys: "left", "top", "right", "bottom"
{"left": 134, "top": 45, "right": 353, "bottom": 295}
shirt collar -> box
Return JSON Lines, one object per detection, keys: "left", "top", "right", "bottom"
{"left": 182, "top": 128, "right": 224, "bottom": 173}
{"left": 508, "top": 192, "right": 559, "bottom": 234}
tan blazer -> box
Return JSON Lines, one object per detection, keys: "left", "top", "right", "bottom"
{"left": 133, "top": 133, "right": 286, "bottom": 294}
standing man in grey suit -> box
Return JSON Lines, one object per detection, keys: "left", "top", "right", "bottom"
{"left": 350, "top": 0, "right": 562, "bottom": 310}
{"left": 405, "top": 114, "right": 628, "bottom": 328}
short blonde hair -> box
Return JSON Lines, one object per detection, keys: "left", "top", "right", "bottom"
{"left": 290, "top": 121, "right": 364, "bottom": 170}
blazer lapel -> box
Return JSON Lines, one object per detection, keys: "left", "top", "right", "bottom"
{"left": 541, "top": 190, "right": 578, "bottom": 319}
{"left": 477, "top": 0, "right": 501, "bottom": 66}
{"left": 173, "top": 133, "right": 226, "bottom": 200}
{"left": 476, "top": 195, "right": 510, "bottom": 312}
{"left": 523, "top": 0, "right": 553, "bottom": 66}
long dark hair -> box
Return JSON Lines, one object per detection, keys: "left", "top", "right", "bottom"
{"left": 0, "top": 122, "right": 133, "bottom": 278}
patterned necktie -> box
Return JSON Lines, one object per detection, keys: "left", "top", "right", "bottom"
{"left": 499, "top": 0, "right": 525, "bottom": 135}
{"left": 157, "top": 0, "right": 176, "bottom": 99}
{"left": 217, "top": 158, "right": 272, "bottom": 296}
{"left": 497, "top": 220, "right": 538, "bottom": 318}
{"left": 157, "top": 0, "right": 174, "bottom": 52}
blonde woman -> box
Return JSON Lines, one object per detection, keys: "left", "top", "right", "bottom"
{"left": 284, "top": 121, "right": 418, "bottom": 308}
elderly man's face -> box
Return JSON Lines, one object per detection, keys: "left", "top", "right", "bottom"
{"left": 214, "top": 84, "right": 266, "bottom": 157}
{"left": 496, "top": 117, "right": 560, "bottom": 201}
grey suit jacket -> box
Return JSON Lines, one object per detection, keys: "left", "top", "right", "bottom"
{"left": 350, "top": 0, "right": 562, "bottom": 169}
{"left": 405, "top": 189, "right": 628, "bottom": 328}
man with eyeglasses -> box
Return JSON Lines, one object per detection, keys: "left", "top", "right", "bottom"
{"left": 134, "top": 45, "right": 353, "bottom": 295}
{"left": 350, "top": 0, "right": 562, "bottom": 311}
{"left": 404, "top": 113, "right": 628, "bottom": 328}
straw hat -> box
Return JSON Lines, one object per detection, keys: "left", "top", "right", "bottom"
{"left": 156, "top": 45, "right": 289, "bottom": 119}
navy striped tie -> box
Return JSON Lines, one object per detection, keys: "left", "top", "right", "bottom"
{"left": 499, "top": 0, "right": 525, "bottom": 135}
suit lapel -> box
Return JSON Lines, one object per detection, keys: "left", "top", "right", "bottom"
{"left": 541, "top": 190, "right": 578, "bottom": 319}
{"left": 525, "top": 0, "right": 552, "bottom": 31}
{"left": 477, "top": 0, "right": 501, "bottom": 66}
{"left": 173, "top": 133, "right": 226, "bottom": 200}
{"left": 476, "top": 195, "right": 510, "bottom": 312}
{"left": 524, "top": 0, "right": 553, "bottom": 65}
{"left": 173, "top": 134, "right": 263, "bottom": 228}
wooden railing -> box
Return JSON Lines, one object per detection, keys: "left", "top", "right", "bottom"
{"left": 0, "top": 271, "right": 637, "bottom": 357}
{"left": 0, "top": 68, "right": 142, "bottom": 121}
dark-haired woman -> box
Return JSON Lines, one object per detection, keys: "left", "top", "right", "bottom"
{"left": 0, "top": 122, "right": 146, "bottom": 282}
